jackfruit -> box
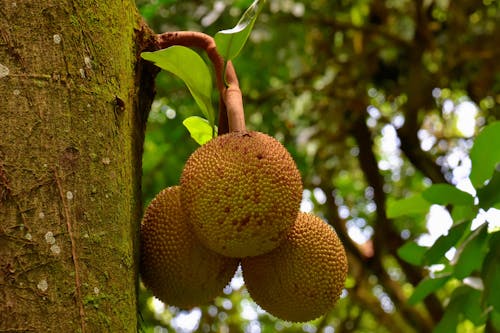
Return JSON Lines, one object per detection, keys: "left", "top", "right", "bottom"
{"left": 180, "top": 131, "right": 303, "bottom": 258}
{"left": 241, "top": 212, "right": 348, "bottom": 322}
{"left": 140, "top": 186, "right": 239, "bottom": 308}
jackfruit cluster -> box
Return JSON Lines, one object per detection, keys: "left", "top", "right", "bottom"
{"left": 140, "top": 131, "right": 348, "bottom": 321}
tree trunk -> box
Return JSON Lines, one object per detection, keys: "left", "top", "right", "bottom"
{"left": 0, "top": 1, "right": 154, "bottom": 331}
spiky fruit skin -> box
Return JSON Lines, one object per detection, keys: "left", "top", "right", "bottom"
{"left": 140, "top": 186, "right": 239, "bottom": 309}
{"left": 180, "top": 131, "right": 303, "bottom": 258}
{"left": 241, "top": 212, "right": 348, "bottom": 322}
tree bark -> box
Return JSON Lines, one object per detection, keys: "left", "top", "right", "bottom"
{"left": 0, "top": 1, "right": 154, "bottom": 331}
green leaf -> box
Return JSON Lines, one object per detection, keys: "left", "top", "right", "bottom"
{"left": 451, "top": 204, "right": 477, "bottom": 223}
{"left": 481, "top": 231, "right": 500, "bottom": 310}
{"left": 453, "top": 223, "right": 489, "bottom": 279}
{"left": 491, "top": 310, "right": 500, "bottom": 332}
{"left": 433, "top": 302, "right": 460, "bottom": 333}
{"left": 182, "top": 116, "right": 215, "bottom": 145}
{"left": 470, "top": 121, "right": 500, "bottom": 188}
{"left": 141, "top": 46, "right": 215, "bottom": 126}
{"left": 456, "top": 286, "right": 485, "bottom": 325}
{"left": 422, "top": 184, "right": 474, "bottom": 206}
{"left": 397, "top": 242, "right": 427, "bottom": 266}
{"left": 434, "top": 286, "right": 485, "bottom": 332}
{"left": 214, "top": 0, "right": 266, "bottom": 61}
{"left": 387, "top": 194, "right": 431, "bottom": 218}
{"left": 423, "top": 221, "right": 470, "bottom": 266}
{"left": 408, "top": 275, "right": 451, "bottom": 305}
{"left": 477, "top": 168, "right": 500, "bottom": 209}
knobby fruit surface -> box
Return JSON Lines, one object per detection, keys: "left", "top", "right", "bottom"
{"left": 181, "top": 131, "right": 303, "bottom": 258}
{"left": 241, "top": 212, "right": 348, "bottom": 322}
{"left": 140, "top": 186, "right": 239, "bottom": 308}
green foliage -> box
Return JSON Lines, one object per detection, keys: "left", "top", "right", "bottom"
{"left": 408, "top": 275, "right": 451, "bottom": 305}
{"left": 142, "top": 98, "right": 198, "bottom": 204}
{"left": 182, "top": 116, "right": 215, "bottom": 145}
{"left": 434, "top": 286, "right": 485, "bottom": 333}
{"left": 453, "top": 224, "right": 489, "bottom": 279}
{"left": 482, "top": 233, "right": 500, "bottom": 332}
{"left": 423, "top": 221, "right": 470, "bottom": 266}
{"left": 137, "top": 0, "right": 176, "bottom": 23}
{"left": 397, "top": 241, "right": 426, "bottom": 266}
{"left": 386, "top": 194, "right": 431, "bottom": 218}
{"left": 215, "top": 0, "right": 266, "bottom": 62}
{"left": 469, "top": 121, "right": 500, "bottom": 187}
{"left": 422, "top": 184, "right": 474, "bottom": 206}
{"left": 397, "top": 121, "right": 500, "bottom": 330}
{"left": 141, "top": 46, "right": 216, "bottom": 128}
{"left": 477, "top": 169, "right": 500, "bottom": 209}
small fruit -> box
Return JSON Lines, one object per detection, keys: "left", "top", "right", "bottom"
{"left": 241, "top": 212, "right": 348, "bottom": 322}
{"left": 180, "top": 131, "right": 303, "bottom": 258}
{"left": 140, "top": 186, "right": 239, "bottom": 308}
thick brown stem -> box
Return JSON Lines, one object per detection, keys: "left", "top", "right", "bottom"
{"left": 224, "top": 67, "right": 246, "bottom": 133}
{"left": 155, "top": 31, "right": 246, "bottom": 134}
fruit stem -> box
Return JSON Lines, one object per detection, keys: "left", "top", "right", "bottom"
{"left": 223, "top": 65, "right": 246, "bottom": 133}
{"left": 155, "top": 31, "right": 246, "bottom": 134}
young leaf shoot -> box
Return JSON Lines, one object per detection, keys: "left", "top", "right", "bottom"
{"left": 183, "top": 116, "right": 216, "bottom": 145}
{"left": 215, "top": 0, "right": 266, "bottom": 62}
{"left": 141, "top": 45, "right": 216, "bottom": 130}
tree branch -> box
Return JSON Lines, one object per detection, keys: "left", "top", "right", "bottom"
{"left": 397, "top": 127, "right": 449, "bottom": 184}
{"left": 351, "top": 115, "right": 444, "bottom": 324}
{"left": 395, "top": 0, "right": 448, "bottom": 185}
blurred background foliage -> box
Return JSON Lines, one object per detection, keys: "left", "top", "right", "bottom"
{"left": 135, "top": 0, "right": 500, "bottom": 332}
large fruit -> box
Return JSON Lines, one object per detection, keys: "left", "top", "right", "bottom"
{"left": 180, "top": 131, "right": 303, "bottom": 258}
{"left": 241, "top": 212, "right": 348, "bottom": 322}
{"left": 140, "top": 186, "right": 239, "bottom": 308}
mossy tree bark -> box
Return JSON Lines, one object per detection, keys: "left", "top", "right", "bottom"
{"left": 0, "top": 1, "right": 155, "bottom": 331}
